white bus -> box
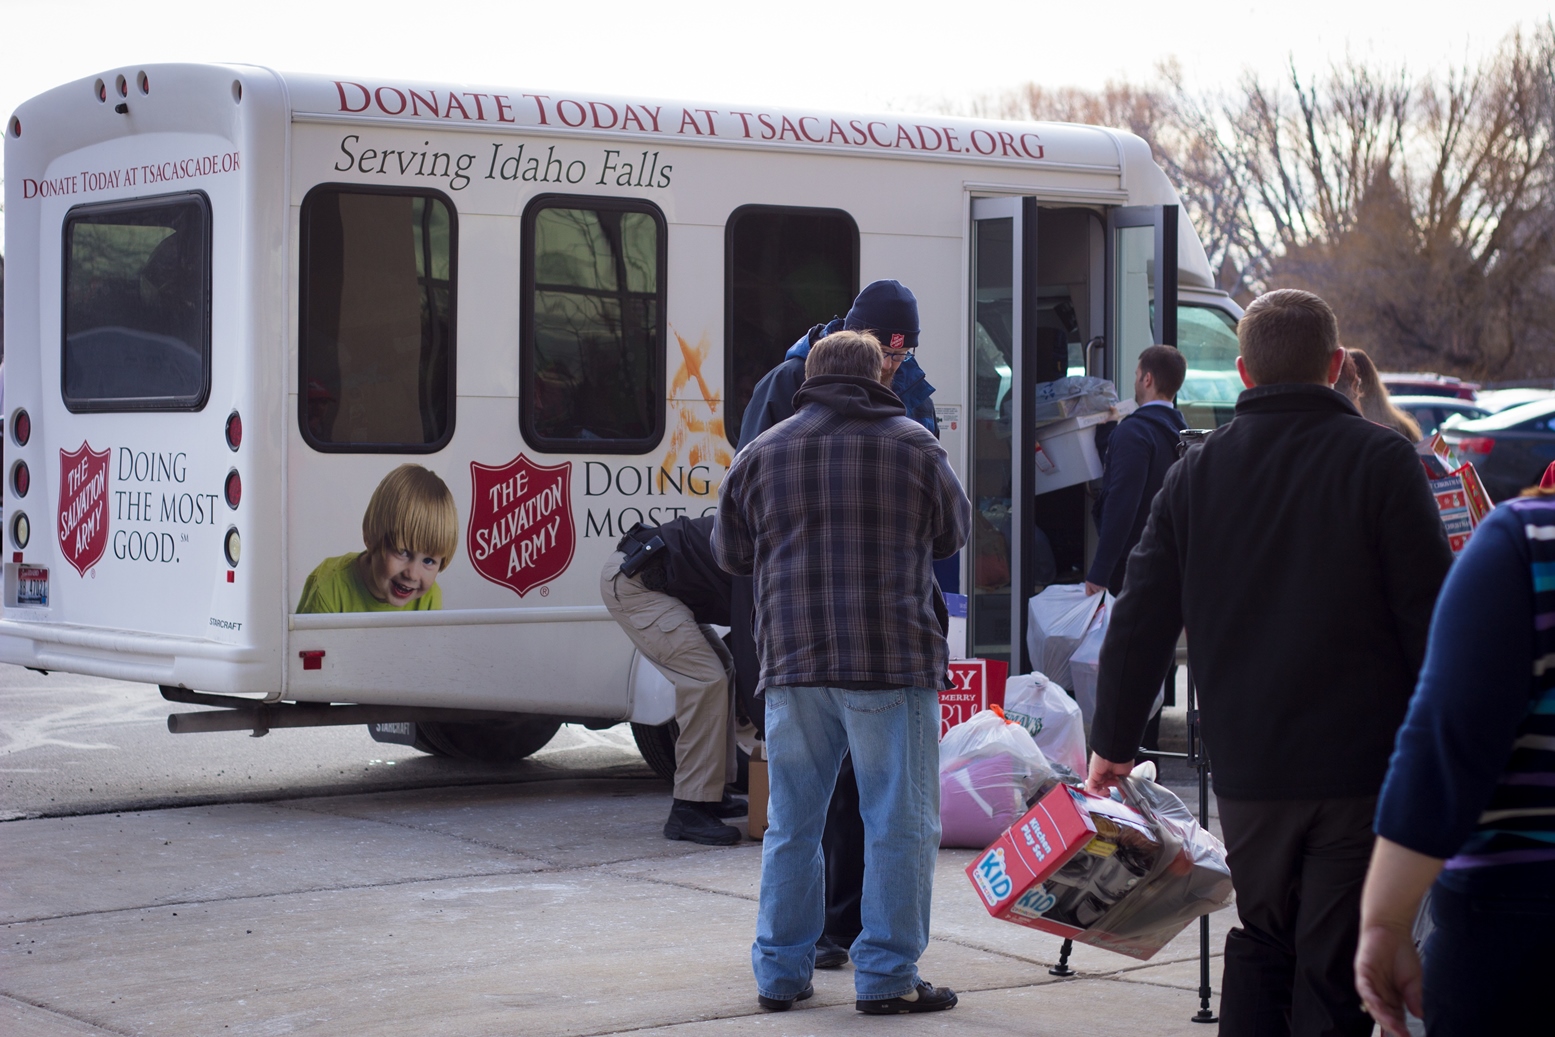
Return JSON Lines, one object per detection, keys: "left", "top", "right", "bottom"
{"left": 1, "top": 63, "right": 1242, "bottom": 766}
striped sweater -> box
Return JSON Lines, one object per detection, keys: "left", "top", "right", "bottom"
{"left": 1376, "top": 497, "right": 1555, "bottom": 886}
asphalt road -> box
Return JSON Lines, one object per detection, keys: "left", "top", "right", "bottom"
{"left": 0, "top": 663, "right": 659, "bottom": 821}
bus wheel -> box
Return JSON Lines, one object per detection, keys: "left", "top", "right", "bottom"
{"left": 630, "top": 720, "right": 679, "bottom": 782}
{"left": 630, "top": 721, "right": 751, "bottom": 792}
{"left": 416, "top": 717, "right": 562, "bottom": 762}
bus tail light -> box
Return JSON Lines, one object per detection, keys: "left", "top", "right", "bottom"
{"left": 225, "top": 470, "right": 242, "bottom": 509}
{"left": 11, "top": 512, "right": 30, "bottom": 551}
{"left": 225, "top": 411, "right": 242, "bottom": 451}
{"left": 1457, "top": 436, "right": 1495, "bottom": 455}
{"left": 12, "top": 409, "right": 30, "bottom": 446}
{"left": 11, "top": 461, "right": 29, "bottom": 498}
{"left": 223, "top": 527, "right": 241, "bottom": 567}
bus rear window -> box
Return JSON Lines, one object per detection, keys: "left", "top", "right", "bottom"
{"left": 300, "top": 186, "right": 456, "bottom": 452}
{"left": 63, "top": 193, "right": 211, "bottom": 411}
{"left": 724, "top": 206, "right": 858, "bottom": 444}
{"left": 520, "top": 195, "right": 666, "bottom": 453}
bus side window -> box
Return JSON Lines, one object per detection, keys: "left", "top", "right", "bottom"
{"left": 723, "top": 206, "right": 858, "bottom": 444}
{"left": 299, "top": 186, "right": 455, "bottom": 451}
{"left": 63, "top": 192, "right": 212, "bottom": 411}
{"left": 520, "top": 195, "right": 666, "bottom": 454}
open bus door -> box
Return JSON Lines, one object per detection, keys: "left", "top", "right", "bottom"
{"left": 967, "top": 199, "right": 1178, "bottom": 672}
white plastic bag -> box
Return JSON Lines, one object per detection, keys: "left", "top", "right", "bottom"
{"left": 1002, "top": 672, "right": 1087, "bottom": 777}
{"left": 1082, "top": 774, "right": 1235, "bottom": 955}
{"left": 1069, "top": 598, "right": 1109, "bottom": 724}
{"left": 939, "top": 709, "right": 1056, "bottom": 848}
{"left": 1032, "top": 376, "right": 1119, "bottom": 421}
{"left": 1026, "top": 585, "right": 1108, "bottom": 691}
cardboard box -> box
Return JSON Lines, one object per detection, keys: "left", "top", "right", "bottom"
{"left": 967, "top": 784, "right": 1176, "bottom": 959}
{"left": 747, "top": 743, "right": 769, "bottom": 840}
{"left": 942, "top": 658, "right": 1008, "bottom": 738}
{"left": 1431, "top": 462, "right": 1492, "bottom": 554}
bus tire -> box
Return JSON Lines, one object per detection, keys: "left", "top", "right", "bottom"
{"left": 630, "top": 720, "right": 679, "bottom": 782}
{"left": 630, "top": 720, "right": 751, "bottom": 792}
{"left": 415, "top": 717, "right": 562, "bottom": 762}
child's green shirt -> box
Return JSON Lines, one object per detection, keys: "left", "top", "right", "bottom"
{"left": 295, "top": 552, "right": 443, "bottom": 613}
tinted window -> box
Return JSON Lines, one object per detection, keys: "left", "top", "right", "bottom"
{"left": 300, "top": 187, "right": 455, "bottom": 451}
{"left": 725, "top": 207, "right": 858, "bottom": 443}
{"left": 1175, "top": 304, "right": 1241, "bottom": 428}
{"left": 63, "top": 193, "right": 210, "bottom": 410}
{"left": 521, "top": 196, "right": 665, "bottom": 452}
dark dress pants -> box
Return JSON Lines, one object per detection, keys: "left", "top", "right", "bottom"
{"left": 1216, "top": 795, "right": 1377, "bottom": 1037}
{"left": 823, "top": 752, "right": 866, "bottom": 942}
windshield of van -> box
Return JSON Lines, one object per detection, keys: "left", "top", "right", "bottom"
{"left": 63, "top": 193, "right": 210, "bottom": 410}
{"left": 1175, "top": 304, "right": 1241, "bottom": 428}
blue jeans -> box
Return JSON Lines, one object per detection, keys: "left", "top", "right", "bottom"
{"left": 753, "top": 685, "right": 941, "bottom": 1001}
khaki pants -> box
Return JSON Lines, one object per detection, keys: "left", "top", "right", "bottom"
{"left": 601, "top": 553, "right": 736, "bottom": 803}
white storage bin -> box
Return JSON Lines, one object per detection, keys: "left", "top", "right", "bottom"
{"left": 1031, "top": 411, "right": 1111, "bottom": 494}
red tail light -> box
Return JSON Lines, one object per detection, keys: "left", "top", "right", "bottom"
{"left": 1457, "top": 436, "right": 1495, "bottom": 455}
{"left": 225, "top": 469, "right": 242, "bottom": 509}
{"left": 12, "top": 409, "right": 30, "bottom": 447}
{"left": 226, "top": 411, "right": 242, "bottom": 451}
{"left": 11, "top": 461, "right": 29, "bottom": 498}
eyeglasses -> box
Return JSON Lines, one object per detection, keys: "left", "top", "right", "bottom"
{"left": 881, "top": 348, "right": 916, "bottom": 363}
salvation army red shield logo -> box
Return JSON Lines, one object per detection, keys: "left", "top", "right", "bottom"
{"left": 467, "top": 454, "right": 575, "bottom": 596}
{"left": 58, "top": 442, "right": 111, "bottom": 576}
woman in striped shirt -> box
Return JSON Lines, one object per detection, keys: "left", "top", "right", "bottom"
{"left": 1356, "top": 477, "right": 1555, "bottom": 1034}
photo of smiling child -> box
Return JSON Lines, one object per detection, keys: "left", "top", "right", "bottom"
{"left": 296, "top": 463, "right": 458, "bottom": 613}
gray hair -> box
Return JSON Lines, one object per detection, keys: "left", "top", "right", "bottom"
{"left": 805, "top": 330, "right": 883, "bottom": 381}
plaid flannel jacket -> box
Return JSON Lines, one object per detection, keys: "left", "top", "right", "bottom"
{"left": 713, "top": 374, "right": 971, "bottom": 693}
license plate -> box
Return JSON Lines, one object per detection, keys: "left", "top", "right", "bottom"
{"left": 17, "top": 565, "right": 49, "bottom": 607}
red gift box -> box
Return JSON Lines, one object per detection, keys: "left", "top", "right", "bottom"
{"left": 941, "top": 658, "right": 1008, "bottom": 738}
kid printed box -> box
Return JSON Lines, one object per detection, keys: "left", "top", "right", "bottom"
{"left": 966, "top": 784, "right": 1166, "bottom": 956}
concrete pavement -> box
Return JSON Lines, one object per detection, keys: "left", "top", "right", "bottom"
{"left": 1, "top": 776, "right": 1233, "bottom": 1036}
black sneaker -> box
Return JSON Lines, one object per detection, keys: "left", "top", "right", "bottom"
{"left": 704, "top": 791, "right": 749, "bottom": 819}
{"left": 856, "top": 981, "right": 958, "bottom": 1015}
{"left": 664, "top": 800, "right": 740, "bottom": 846}
{"left": 758, "top": 982, "right": 814, "bottom": 1012}
{"left": 814, "top": 934, "right": 850, "bottom": 969}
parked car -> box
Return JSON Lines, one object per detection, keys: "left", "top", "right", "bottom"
{"left": 1391, "top": 396, "right": 1492, "bottom": 437}
{"left": 1440, "top": 400, "right": 1555, "bottom": 502}
{"left": 1474, "top": 387, "right": 1555, "bottom": 413}
{"left": 1381, "top": 372, "right": 1480, "bottom": 400}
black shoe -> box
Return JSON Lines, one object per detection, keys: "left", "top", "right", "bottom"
{"left": 664, "top": 800, "right": 741, "bottom": 846}
{"left": 814, "top": 934, "right": 850, "bottom": 969}
{"left": 758, "top": 982, "right": 814, "bottom": 1012}
{"left": 856, "top": 981, "right": 958, "bottom": 1015}
{"left": 704, "top": 791, "right": 749, "bottom": 819}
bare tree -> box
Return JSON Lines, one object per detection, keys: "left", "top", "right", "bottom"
{"left": 953, "top": 19, "right": 1555, "bottom": 379}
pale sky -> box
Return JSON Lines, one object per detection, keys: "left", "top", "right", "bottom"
{"left": 0, "top": 0, "right": 1548, "bottom": 243}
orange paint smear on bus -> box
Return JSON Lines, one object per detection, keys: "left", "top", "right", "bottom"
{"left": 662, "top": 330, "right": 731, "bottom": 495}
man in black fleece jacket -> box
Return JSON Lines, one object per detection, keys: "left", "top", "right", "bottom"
{"left": 1086, "top": 289, "right": 1453, "bottom": 1036}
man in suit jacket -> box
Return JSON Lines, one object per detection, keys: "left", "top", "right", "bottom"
{"left": 1085, "top": 344, "right": 1189, "bottom": 596}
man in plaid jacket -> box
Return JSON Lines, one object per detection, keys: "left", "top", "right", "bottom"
{"left": 714, "top": 330, "right": 971, "bottom": 1016}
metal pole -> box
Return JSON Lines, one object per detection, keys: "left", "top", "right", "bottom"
{"left": 1049, "top": 938, "right": 1075, "bottom": 978}
{"left": 1187, "top": 663, "right": 1217, "bottom": 1025}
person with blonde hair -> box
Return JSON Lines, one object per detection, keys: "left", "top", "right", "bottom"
{"left": 297, "top": 463, "right": 458, "bottom": 612}
{"left": 1349, "top": 349, "right": 1421, "bottom": 442}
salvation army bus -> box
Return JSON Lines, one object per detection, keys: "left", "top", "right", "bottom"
{"left": 0, "top": 64, "right": 1242, "bottom": 765}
